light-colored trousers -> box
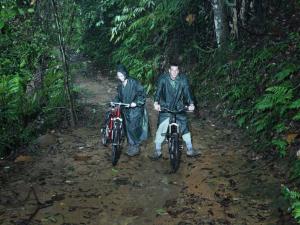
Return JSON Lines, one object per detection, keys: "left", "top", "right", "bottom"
{"left": 154, "top": 118, "right": 192, "bottom": 147}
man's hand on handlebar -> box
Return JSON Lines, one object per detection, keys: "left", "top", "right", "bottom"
{"left": 188, "top": 104, "right": 195, "bottom": 111}
{"left": 154, "top": 102, "right": 161, "bottom": 111}
{"left": 130, "top": 102, "right": 137, "bottom": 108}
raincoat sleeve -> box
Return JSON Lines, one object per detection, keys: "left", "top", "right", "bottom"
{"left": 135, "top": 81, "right": 146, "bottom": 107}
{"left": 154, "top": 75, "right": 164, "bottom": 103}
{"left": 183, "top": 76, "right": 194, "bottom": 105}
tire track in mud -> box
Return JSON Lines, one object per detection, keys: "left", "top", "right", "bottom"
{"left": 0, "top": 62, "right": 291, "bottom": 225}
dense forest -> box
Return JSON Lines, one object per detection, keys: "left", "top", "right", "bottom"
{"left": 1, "top": 0, "right": 300, "bottom": 223}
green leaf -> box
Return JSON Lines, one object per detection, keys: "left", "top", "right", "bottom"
{"left": 289, "top": 99, "right": 300, "bottom": 109}
{"left": 271, "top": 139, "right": 287, "bottom": 157}
{"left": 18, "top": 8, "right": 25, "bottom": 15}
{"left": 95, "top": 21, "right": 103, "bottom": 27}
{"left": 155, "top": 208, "right": 168, "bottom": 215}
{"left": 255, "top": 98, "right": 273, "bottom": 110}
{"left": 2, "top": 9, "right": 17, "bottom": 20}
{"left": 292, "top": 112, "right": 300, "bottom": 121}
{"left": 237, "top": 115, "right": 246, "bottom": 127}
{"left": 275, "top": 68, "right": 293, "bottom": 81}
{"left": 271, "top": 139, "right": 287, "bottom": 148}
{"left": 274, "top": 123, "right": 286, "bottom": 133}
{"left": 111, "top": 168, "right": 118, "bottom": 173}
{"left": 0, "top": 20, "right": 4, "bottom": 29}
{"left": 20, "top": 59, "right": 26, "bottom": 68}
{"left": 27, "top": 8, "right": 34, "bottom": 13}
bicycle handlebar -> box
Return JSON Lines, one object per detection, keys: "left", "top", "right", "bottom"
{"left": 110, "top": 102, "right": 130, "bottom": 108}
{"left": 160, "top": 106, "right": 191, "bottom": 114}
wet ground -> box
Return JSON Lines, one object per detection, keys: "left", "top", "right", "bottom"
{"left": 0, "top": 61, "right": 294, "bottom": 225}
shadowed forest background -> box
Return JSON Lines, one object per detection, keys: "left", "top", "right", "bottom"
{"left": 1, "top": 0, "right": 300, "bottom": 223}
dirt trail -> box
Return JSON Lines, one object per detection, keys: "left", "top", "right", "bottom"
{"left": 0, "top": 61, "right": 292, "bottom": 225}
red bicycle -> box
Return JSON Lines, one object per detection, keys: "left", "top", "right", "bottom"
{"left": 101, "top": 102, "right": 129, "bottom": 166}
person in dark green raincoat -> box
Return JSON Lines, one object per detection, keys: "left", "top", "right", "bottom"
{"left": 150, "top": 62, "right": 201, "bottom": 160}
{"left": 113, "top": 64, "right": 149, "bottom": 156}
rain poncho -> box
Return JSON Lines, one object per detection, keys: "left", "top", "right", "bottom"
{"left": 154, "top": 73, "right": 194, "bottom": 135}
{"left": 114, "top": 76, "right": 149, "bottom": 145}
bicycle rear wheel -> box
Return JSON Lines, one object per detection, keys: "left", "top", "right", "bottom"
{"left": 169, "top": 134, "right": 180, "bottom": 172}
{"left": 111, "top": 126, "right": 121, "bottom": 166}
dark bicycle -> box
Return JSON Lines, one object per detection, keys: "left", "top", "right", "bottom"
{"left": 161, "top": 107, "right": 189, "bottom": 173}
{"left": 101, "top": 102, "right": 129, "bottom": 166}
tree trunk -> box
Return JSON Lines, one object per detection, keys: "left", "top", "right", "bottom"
{"left": 253, "top": 0, "right": 263, "bottom": 22}
{"left": 239, "top": 0, "right": 246, "bottom": 26}
{"left": 51, "top": 0, "right": 77, "bottom": 127}
{"left": 225, "top": 0, "right": 239, "bottom": 39}
{"left": 66, "top": 3, "right": 76, "bottom": 44}
{"left": 212, "top": 0, "right": 229, "bottom": 47}
{"left": 232, "top": 0, "right": 238, "bottom": 39}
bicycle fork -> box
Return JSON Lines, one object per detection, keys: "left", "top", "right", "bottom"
{"left": 112, "top": 118, "right": 123, "bottom": 146}
{"left": 167, "top": 123, "right": 183, "bottom": 150}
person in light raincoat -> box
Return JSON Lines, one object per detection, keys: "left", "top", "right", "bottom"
{"left": 113, "top": 64, "right": 149, "bottom": 156}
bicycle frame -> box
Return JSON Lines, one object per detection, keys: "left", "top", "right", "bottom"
{"left": 160, "top": 107, "right": 188, "bottom": 172}
{"left": 168, "top": 115, "right": 180, "bottom": 137}
{"left": 101, "top": 102, "right": 129, "bottom": 166}
{"left": 108, "top": 106, "right": 122, "bottom": 141}
{"left": 161, "top": 107, "right": 187, "bottom": 140}
{"left": 106, "top": 102, "right": 129, "bottom": 143}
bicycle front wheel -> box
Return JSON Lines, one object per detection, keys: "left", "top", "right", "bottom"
{"left": 112, "top": 144, "right": 120, "bottom": 166}
{"left": 101, "top": 126, "right": 109, "bottom": 146}
{"left": 169, "top": 133, "right": 180, "bottom": 172}
{"left": 111, "top": 126, "right": 121, "bottom": 166}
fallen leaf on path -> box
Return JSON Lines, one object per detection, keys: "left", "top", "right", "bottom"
{"left": 112, "top": 168, "right": 119, "bottom": 173}
{"left": 73, "top": 153, "right": 92, "bottom": 161}
{"left": 156, "top": 208, "right": 168, "bottom": 215}
{"left": 65, "top": 180, "right": 74, "bottom": 184}
{"left": 14, "top": 155, "right": 32, "bottom": 163}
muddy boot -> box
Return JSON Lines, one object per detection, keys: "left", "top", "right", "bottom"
{"left": 148, "top": 150, "right": 162, "bottom": 161}
{"left": 186, "top": 148, "right": 201, "bottom": 157}
{"left": 126, "top": 145, "right": 140, "bottom": 157}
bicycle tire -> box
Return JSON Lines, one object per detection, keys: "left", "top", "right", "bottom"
{"left": 112, "top": 144, "right": 120, "bottom": 166}
{"left": 111, "top": 125, "right": 121, "bottom": 166}
{"left": 101, "top": 126, "right": 109, "bottom": 146}
{"left": 169, "top": 133, "right": 180, "bottom": 172}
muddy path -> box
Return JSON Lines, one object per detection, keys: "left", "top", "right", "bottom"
{"left": 0, "top": 60, "right": 293, "bottom": 225}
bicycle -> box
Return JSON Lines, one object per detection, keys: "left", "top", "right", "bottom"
{"left": 101, "top": 102, "right": 130, "bottom": 166}
{"left": 161, "top": 107, "right": 189, "bottom": 173}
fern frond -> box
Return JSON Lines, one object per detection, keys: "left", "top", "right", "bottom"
{"left": 274, "top": 123, "right": 286, "bottom": 133}
{"left": 255, "top": 85, "right": 293, "bottom": 111}
{"left": 271, "top": 138, "right": 287, "bottom": 157}
{"left": 292, "top": 111, "right": 300, "bottom": 121}
{"left": 289, "top": 99, "right": 300, "bottom": 109}
{"left": 275, "top": 68, "right": 293, "bottom": 81}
